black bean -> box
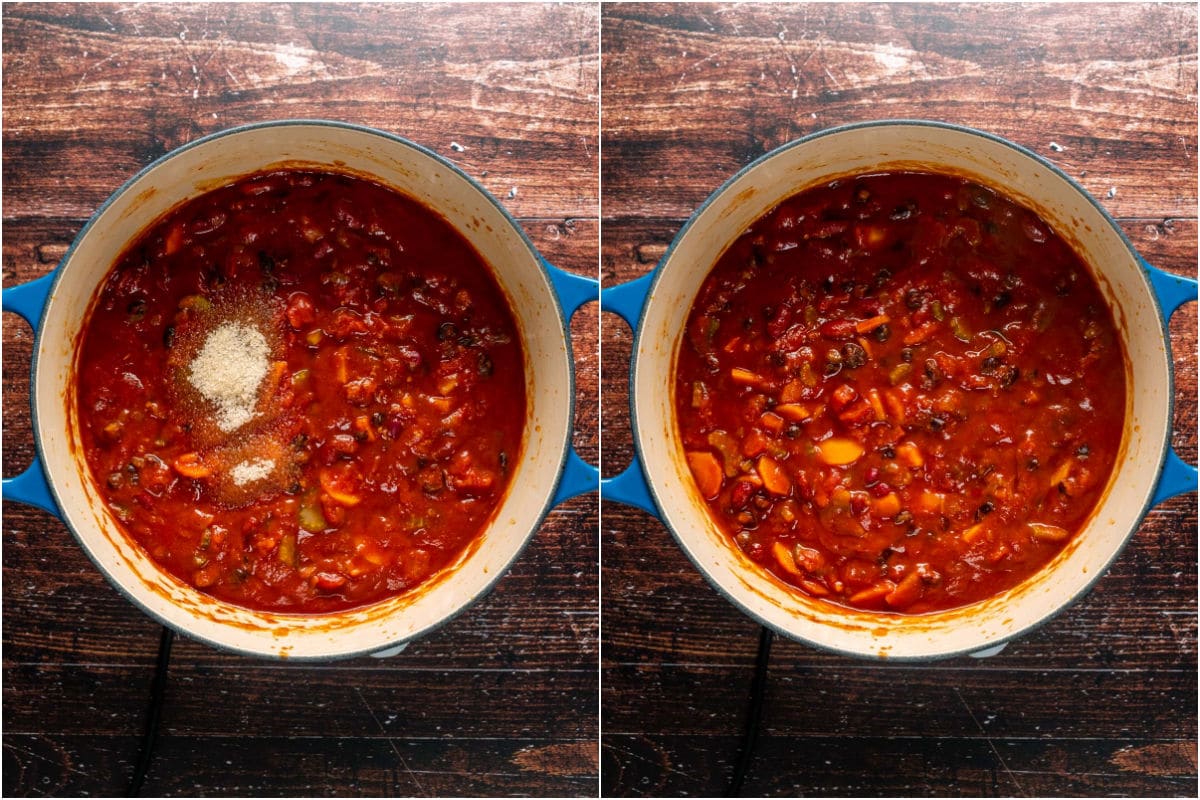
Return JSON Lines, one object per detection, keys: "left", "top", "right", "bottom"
{"left": 376, "top": 272, "right": 402, "bottom": 295}
{"left": 202, "top": 265, "right": 226, "bottom": 291}
{"left": 843, "top": 342, "right": 867, "bottom": 369}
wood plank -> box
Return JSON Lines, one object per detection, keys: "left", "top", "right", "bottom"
{"left": 605, "top": 733, "right": 1197, "bottom": 798}
{"left": 761, "top": 654, "right": 1195, "bottom": 740}
{"left": 2, "top": 3, "right": 600, "bottom": 220}
{"left": 744, "top": 735, "right": 1196, "bottom": 797}
{"left": 3, "top": 4, "right": 599, "bottom": 798}
{"left": 4, "top": 733, "right": 596, "bottom": 798}
{"left": 146, "top": 662, "right": 597, "bottom": 740}
{"left": 598, "top": 4, "right": 1196, "bottom": 797}
{"left": 3, "top": 734, "right": 139, "bottom": 798}
{"left": 602, "top": 733, "right": 741, "bottom": 797}
{"left": 601, "top": 2, "right": 1197, "bottom": 220}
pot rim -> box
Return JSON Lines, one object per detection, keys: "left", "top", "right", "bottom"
{"left": 28, "top": 118, "right": 578, "bottom": 660}
{"left": 629, "top": 118, "right": 1174, "bottom": 661}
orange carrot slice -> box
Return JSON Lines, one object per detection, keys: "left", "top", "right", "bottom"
{"left": 758, "top": 455, "right": 792, "bottom": 496}
{"left": 686, "top": 451, "right": 723, "bottom": 499}
{"left": 172, "top": 452, "right": 211, "bottom": 479}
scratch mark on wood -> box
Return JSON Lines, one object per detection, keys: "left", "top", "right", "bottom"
{"left": 673, "top": 52, "right": 719, "bottom": 93}
{"left": 353, "top": 687, "right": 426, "bottom": 796}
{"left": 73, "top": 51, "right": 119, "bottom": 92}
{"left": 603, "top": 740, "right": 703, "bottom": 785}
{"left": 954, "top": 687, "right": 1026, "bottom": 796}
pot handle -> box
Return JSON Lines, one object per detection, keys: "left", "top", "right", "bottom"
{"left": 2, "top": 459, "right": 60, "bottom": 518}
{"left": 597, "top": 272, "right": 661, "bottom": 517}
{"left": 542, "top": 260, "right": 602, "bottom": 506}
{"left": 2, "top": 272, "right": 62, "bottom": 517}
{"left": 601, "top": 271, "right": 654, "bottom": 329}
{"left": 1143, "top": 260, "right": 1198, "bottom": 505}
{"left": 601, "top": 459, "right": 659, "bottom": 517}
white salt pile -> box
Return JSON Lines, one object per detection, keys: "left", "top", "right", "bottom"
{"left": 187, "top": 321, "right": 270, "bottom": 433}
{"left": 230, "top": 457, "right": 276, "bottom": 487}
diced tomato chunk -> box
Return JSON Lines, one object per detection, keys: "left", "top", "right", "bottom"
{"left": 286, "top": 292, "right": 317, "bottom": 329}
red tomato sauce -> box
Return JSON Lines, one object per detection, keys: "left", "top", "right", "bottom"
{"left": 75, "top": 169, "right": 526, "bottom": 614}
{"left": 675, "top": 171, "right": 1126, "bottom": 613}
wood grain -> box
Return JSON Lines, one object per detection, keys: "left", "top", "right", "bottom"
{"left": 2, "top": 3, "right": 598, "bottom": 797}
{"left": 600, "top": 3, "right": 1196, "bottom": 797}
{"left": 601, "top": 2, "right": 1197, "bottom": 219}
{"left": 2, "top": 3, "right": 599, "bottom": 220}
{"left": 5, "top": 2, "right": 1197, "bottom": 797}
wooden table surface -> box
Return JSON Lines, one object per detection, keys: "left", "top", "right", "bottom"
{"left": 600, "top": 3, "right": 1197, "bottom": 798}
{"left": 3, "top": 4, "right": 598, "bottom": 797}
{"left": 3, "top": 3, "right": 1196, "bottom": 799}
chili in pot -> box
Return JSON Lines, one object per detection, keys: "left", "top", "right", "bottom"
{"left": 675, "top": 171, "right": 1125, "bottom": 614}
{"left": 75, "top": 168, "right": 527, "bottom": 614}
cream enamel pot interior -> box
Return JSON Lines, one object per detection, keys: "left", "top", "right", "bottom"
{"left": 2, "top": 120, "right": 599, "bottom": 661}
{"left": 602, "top": 120, "right": 1197, "bottom": 661}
